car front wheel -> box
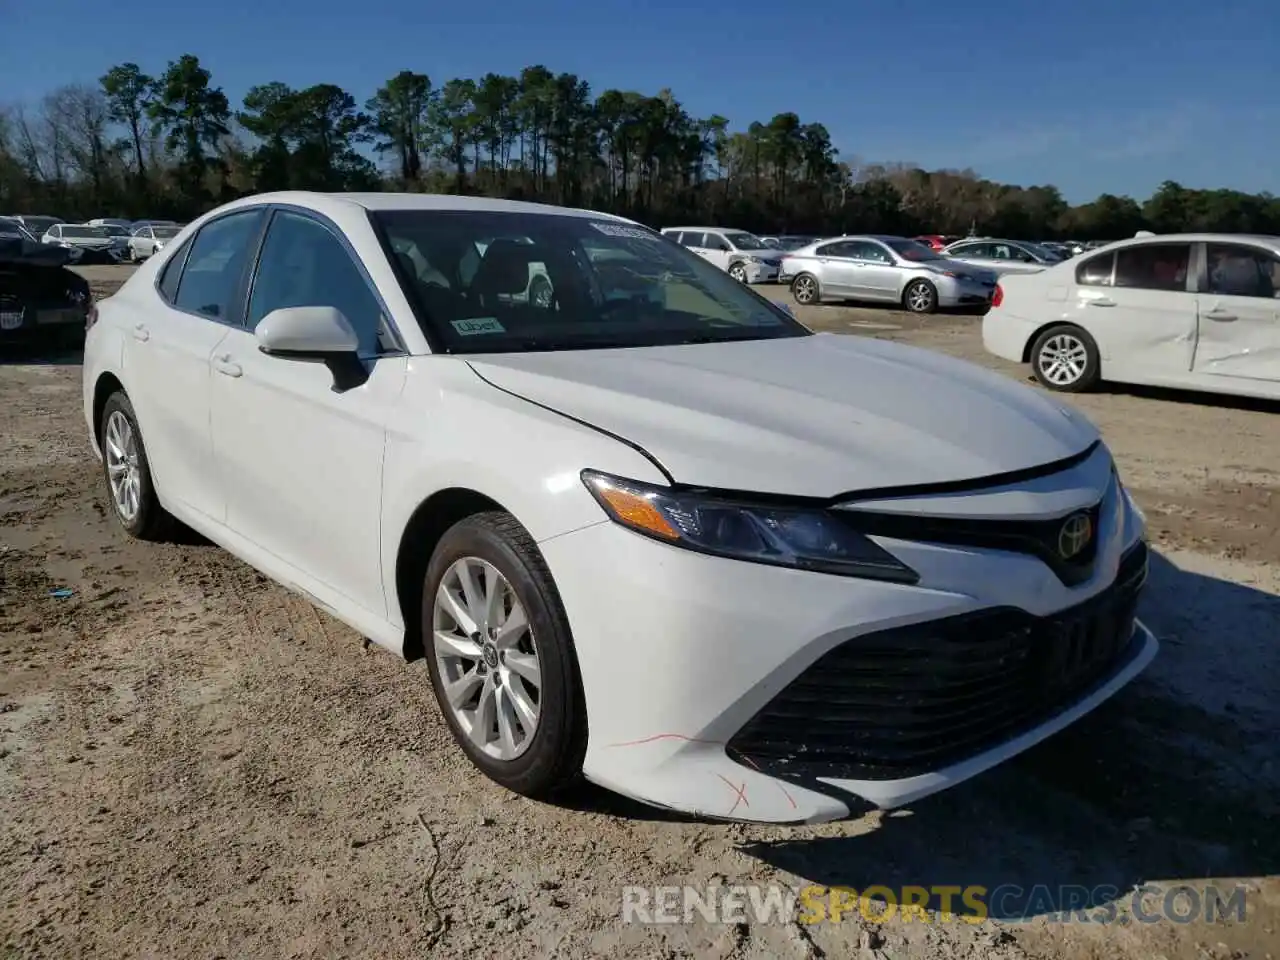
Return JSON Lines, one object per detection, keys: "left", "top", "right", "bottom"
{"left": 728, "top": 262, "right": 747, "bottom": 283}
{"left": 423, "top": 512, "right": 586, "bottom": 798}
{"left": 903, "top": 279, "right": 938, "bottom": 314}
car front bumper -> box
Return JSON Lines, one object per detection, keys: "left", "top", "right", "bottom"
{"left": 938, "top": 278, "right": 998, "bottom": 308}
{"left": 539, "top": 452, "right": 1153, "bottom": 823}
{"left": 743, "top": 261, "right": 780, "bottom": 283}
{"left": 982, "top": 308, "right": 1048, "bottom": 364}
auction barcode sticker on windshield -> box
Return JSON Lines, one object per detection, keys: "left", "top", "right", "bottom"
{"left": 590, "top": 222, "right": 659, "bottom": 241}
{"left": 451, "top": 316, "right": 506, "bottom": 336}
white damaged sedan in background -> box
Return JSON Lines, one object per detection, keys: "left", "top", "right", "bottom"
{"left": 82, "top": 191, "right": 1156, "bottom": 824}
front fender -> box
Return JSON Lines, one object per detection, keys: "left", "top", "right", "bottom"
{"left": 379, "top": 357, "right": 669, "bottom": 631}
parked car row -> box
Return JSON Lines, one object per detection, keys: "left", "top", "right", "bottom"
{"left": 3, "top": 215, "right": 185, "bottom": 265}
{"left": 652, "top": 224, "right": 1117, "bottom": 313}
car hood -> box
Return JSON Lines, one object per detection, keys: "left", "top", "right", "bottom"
{"left": 467, "top": 334, "right": 1100, "bottom": 497}
{"left": 921, "top": 260, "right": 996, "bottom": 283}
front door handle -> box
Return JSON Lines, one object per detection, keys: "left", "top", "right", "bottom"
{"left": 1204, "top": 309, "right": 1237, "bottom": 322}
{"left": 213, "top": 353, "right": 243, "bottom": 378}
{"left": 1086, "top": 297, "right": 1115, "bottom": 307}
{"left": 132, "top": 323, "right": 150, "bottom": 342}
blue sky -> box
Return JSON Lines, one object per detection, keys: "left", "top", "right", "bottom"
{"left": 2, "top": 0, "right": 1275, "bottom": 203}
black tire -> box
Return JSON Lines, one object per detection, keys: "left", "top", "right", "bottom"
{"left": 422, "top": 511, "right": 586, "bottom": 799}
{"left": 1030, "top": 324, "right": 1101, "bottom": 393}
{"left": 99, "top": 391, "right": 178, "bottom": 540}
{"left": 902, "top": 278, "right": 938, "bottom": 314}
{"left": 727, "top": 262, "right": 748, "bottom": 283}
{"left": 791, "top": 272, "right": 820, "bottom": 305}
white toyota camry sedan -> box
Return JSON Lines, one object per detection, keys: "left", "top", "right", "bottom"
{"left": 82, "top": 192, "right": 1156, "bottom": 824}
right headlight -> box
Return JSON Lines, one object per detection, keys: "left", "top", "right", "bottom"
{"left": 581, "top": 470, "right": 919, "bottom": 583}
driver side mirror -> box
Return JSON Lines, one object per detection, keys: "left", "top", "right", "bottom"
{"left": 255, "top": 305, "right": 369, "bottom": 392}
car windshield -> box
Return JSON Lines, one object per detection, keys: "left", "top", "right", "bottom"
{"left": 375, "top": 210, "right": 809, "bottom": 354}
{"left": 0, "top": 219, "right": 34, "bottom": 240}
{"left": 23, "top": 217, "right": 60, "bottom": 234}
{"left": 101, "top": 225, "right": 129, "bottom": 237}
{"left": 154, "top": 226, "right": 182, "bottom": 238}
{"left": 886, "top": 238, "right": 944, "bottom": 262}
{"left": 1023, "top": 242, "right": 1061, "bottom": 262}
{"left": 722, "top": 231, "right": 767, "bottom": 251}
{"left": 62, "top": 225, "right": 108, "bottom": 239}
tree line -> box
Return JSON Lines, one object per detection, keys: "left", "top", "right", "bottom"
{"left": 2, "top": 53, "right": 1278, "bottom": 240}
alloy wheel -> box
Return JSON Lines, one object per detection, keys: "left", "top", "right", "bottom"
{"left": 432, "top": 557, "right": 542, "bottom": 761}
{"left": 728, "top": 264, "right": 747, "bottom": 282}
{"left": 1037, "top": 333, "right": 1089, "bottom": 386}
{"left": 906, "top": 282, "right": 935, "bottom": 313}
{"left": 104, "top": 410, "right": 142, "bottom": 523}
{"left": 793, "top": 275, "right": 817, "bottom": 303}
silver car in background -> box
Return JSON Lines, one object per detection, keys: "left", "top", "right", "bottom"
{"left": 942, "top": 237, "right": 1064, "bottom": 276}
{"left": 780, "top": 235, "right": 998, "bottom": 314}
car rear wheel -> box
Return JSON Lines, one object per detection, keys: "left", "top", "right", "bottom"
{"left": 903, "top": 279, "right": 938, "bottom": 314}
{"left": 423, "top": 511, "right": 586, "bottom": 799}
{"left": 728, "top": 262, "right": 748, "bottom": 283}
{"left": 1030, "top": 324, "right": 1101, "bottom": 392}
{"left": 791, "top": 273, "right": 820, "bottom": 305}
{"left": 99, "top": 392, "right": 178, "bottom": 540}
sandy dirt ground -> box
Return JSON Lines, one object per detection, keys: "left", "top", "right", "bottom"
{"left": 2, "top": 265, "right": 1278, "bottom": 959}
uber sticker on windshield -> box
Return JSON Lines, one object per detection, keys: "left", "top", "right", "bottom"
{"left": 589, "top": 221, "right": 659, "bottom": 241}
{"left": 451, "top": 317, "right": 506, "bottom": 336}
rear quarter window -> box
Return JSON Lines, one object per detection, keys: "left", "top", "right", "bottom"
{"left": 1075, "top": 253, "right": 1114, "bottom": 287}
{"left": 157, "top": 238, "right": 193, "bottom": 303}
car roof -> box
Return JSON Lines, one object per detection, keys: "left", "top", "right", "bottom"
{"left": 218, "top": 191, "right": 636, "bottom": 225}
{"left": 809, "top": 234, "right": 908, "bottom": 244}
{"left": 1074, "top": 233, "right": 1280, "bottom": 255}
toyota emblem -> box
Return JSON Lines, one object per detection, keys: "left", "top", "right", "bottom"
{"left": 1057, "top": 512, "right": 1093, "bottom": 560}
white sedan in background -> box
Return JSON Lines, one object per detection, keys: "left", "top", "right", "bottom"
{"left": 983, "top": 232, "right": 1280, "bottom": 399}
{"left": 660, "top": 227, "right": 783, "bottom": 283}
{"left": 127, "top": 223, "right": 183, "bottom": 261}
{"left": 82, "top": 191, "right": 1154, "bottom": 824}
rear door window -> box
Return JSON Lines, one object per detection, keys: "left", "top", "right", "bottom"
{"left": 1076, "top": 253, "right": 1115, "bottom": 287}
{"left": 157, "top": 238, "right": 193, "bottom": 303}
{"left": 1114, "top": 243, "right": 1191, "bottom": 292}
{"left": 172, "top": 209, "right": 265, "bottom": 321}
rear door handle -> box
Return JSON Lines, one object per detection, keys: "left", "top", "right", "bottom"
{"left": 1086, "top": 297, "right": 1115, "bottom": 307}
{"left": 1204, "top": 309, "right": 1237, "bottom": 322}
{"left": 132, "top": 323, "right": 150, "bottom": 342}
{"left": 213, "top": 353, "right": 242, "bottom": 378}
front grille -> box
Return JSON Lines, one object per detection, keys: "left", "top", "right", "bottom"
{"left": 834, "top": 500, "right": 1104, "bottom": 587}
{"left": 727, "top": 541, "right": 1148, "bottom": 782}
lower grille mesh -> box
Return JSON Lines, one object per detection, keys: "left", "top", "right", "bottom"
{"left": 727, "top": 541, "right": 1149, "bottom": 781}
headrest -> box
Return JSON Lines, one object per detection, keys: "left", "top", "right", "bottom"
{"left": 473, "top": 239, "right": 537, "bottom": 296}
